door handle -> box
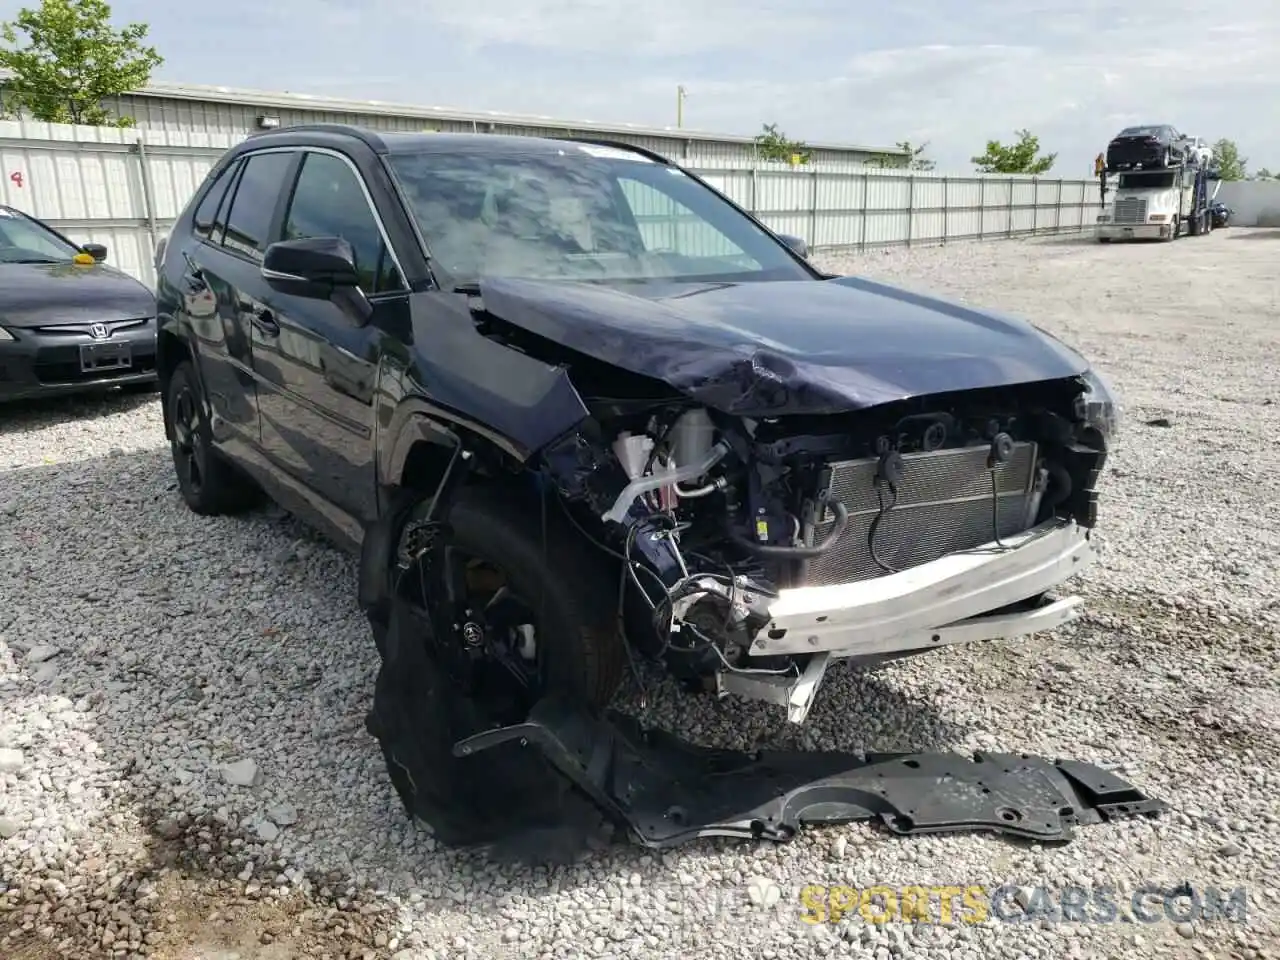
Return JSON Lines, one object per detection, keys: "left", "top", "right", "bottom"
{"left": 250, "top": 308, "right": 279, "bottom": 336}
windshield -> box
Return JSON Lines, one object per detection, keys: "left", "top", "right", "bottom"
{"left": 0, "top": 207, "right": 81, "bottom": 264}
{"left": 1119, "top": 172, "right": 1175, "bottom": 189}
{"left": 1118, "top": 126, "right": 1161, "bottom": 137}
{"left": 386, "top": 143, "right": 813, "bottom": 287}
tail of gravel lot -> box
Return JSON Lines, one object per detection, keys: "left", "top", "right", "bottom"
{"left": 4, "top": 231, "right": 1280, "bottom": 960}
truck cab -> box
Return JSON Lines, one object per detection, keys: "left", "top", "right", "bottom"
{"left": 1097, "top": 168, "right": 1191, "bottom": 241}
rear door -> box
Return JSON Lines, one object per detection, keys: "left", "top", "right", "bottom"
{"left": 251, "top": 148, "right": 408, "bottom": 524}
{"left": 181, "top": 149, "right": 299, "bottom": 450}
{"left": 175, "top": 157, "right": 254, "bottom": 446}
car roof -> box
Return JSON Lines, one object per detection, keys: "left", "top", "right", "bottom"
{"left": 231, "top": 124, "right": 672, "bottom": 165}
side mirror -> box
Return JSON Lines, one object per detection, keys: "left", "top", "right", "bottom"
{"left": 778, "top": 233, "right": 809, "bottom": 259}
{"left": 81, "top": 242, "right": 108, "bottom": 262}
{"left": 262, "top": 236, "right": 372, "bottom": 325}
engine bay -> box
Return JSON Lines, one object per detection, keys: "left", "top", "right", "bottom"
{"left": 538, "top": 375, "right": 1109, "bottom": 707}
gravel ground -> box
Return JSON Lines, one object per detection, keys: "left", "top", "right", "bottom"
{"left": 2, "top": 227, "right": 1279, "bottom": 960}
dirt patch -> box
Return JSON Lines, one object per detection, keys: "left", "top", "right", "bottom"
{"left": 1, "top": 812, "right": 401, "bottom": 960}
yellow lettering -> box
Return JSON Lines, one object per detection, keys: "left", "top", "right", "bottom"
{"left": 828, "top": 887, "right": 858, "bottom": 924}
{"left": 962, "top": 885, "right": 989, "bottom": 924}
{"left": 900, "top": 886, "right": 932, "bottom": 923}
{"left": 799, "top": 885, "right": 827, "bottom": 924}
{"left": 860, "top": 885, "right": 898, "bottom": 924}
{"left": 934, "top": 886, "right": 963, "bottom": 924}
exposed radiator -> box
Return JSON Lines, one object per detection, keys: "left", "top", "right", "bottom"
{"left": 803, "top": 442, "right": 1040, "bottom": 586}
{"left": 1113, "top": 197, "right": 1147, "bottom": 224}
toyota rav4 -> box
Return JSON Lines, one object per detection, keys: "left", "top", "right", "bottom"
{"left": 153, "top": 124, "right": 1122, "bottom": 846}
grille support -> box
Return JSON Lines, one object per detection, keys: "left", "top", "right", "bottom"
{"left": 1113, "top": 197, "right": 1148, "bottom": 224}
{"left": 804, "top": 443, "right": 1040, "bottom": 586}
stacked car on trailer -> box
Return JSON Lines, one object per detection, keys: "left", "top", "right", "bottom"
{"left": 1096, "top": 124, "right": 1222, "bottom": 242}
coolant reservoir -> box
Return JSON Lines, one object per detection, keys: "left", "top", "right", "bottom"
{"left": 613, "top": 432, "right": 654, "bottom": 480}
{"left": 670, "top": 408, "right": 716, "bottom": 468}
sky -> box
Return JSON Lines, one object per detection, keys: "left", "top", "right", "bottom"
{"left": 3, "top": 0, "right": 1279, "bottom": 174}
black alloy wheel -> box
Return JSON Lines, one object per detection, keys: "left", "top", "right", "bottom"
{"left": 407, "top": 542, "right": 549, "bottom": 727}
{"left": 366, "top": 484, "right": 627, "bottom": 852}
{"left": 164, "top": 360, "right": 262, "bottom": 516}
{"left": 170, "top": 380, "right": 206, "bottom": 500}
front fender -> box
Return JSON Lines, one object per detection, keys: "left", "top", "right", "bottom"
{"left": 384, "top": 291, "right": 590, "bottom": 468}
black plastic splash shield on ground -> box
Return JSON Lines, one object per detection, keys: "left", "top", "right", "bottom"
{"left": 453, "top": 697, "right": 1168, "bottom": 850}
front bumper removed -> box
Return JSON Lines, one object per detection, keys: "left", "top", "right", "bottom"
{"left": 450, "top": 697, "right": 1165, "bottom": 852}
{"left": 721, "top": 519, "right": 1094, "bottom": 723}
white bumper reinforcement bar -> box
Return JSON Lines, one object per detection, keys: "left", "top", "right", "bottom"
{"left": 749, "top": 518, "right": 1094, "bottom": 658}
{"left": 717, "top": 520, "right": 1095, "bottom": 724}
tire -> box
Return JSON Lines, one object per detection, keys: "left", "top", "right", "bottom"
{"left": 366, "top": 483, "right": 628, "bottom": 850}
{"left": 165, "top": 360, "right": 262, "bottom": 516}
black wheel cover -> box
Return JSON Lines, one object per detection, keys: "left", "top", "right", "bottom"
{"left": 169, "top": 380, "right": 206, "bottom": 497}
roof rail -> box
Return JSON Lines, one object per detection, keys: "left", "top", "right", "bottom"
{"left": 246, "top": 123, "right": 386, "bottom": 150}
{"left": 556, "top": 136, "right": 674, "bottom": 165}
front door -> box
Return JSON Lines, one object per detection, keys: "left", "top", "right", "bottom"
{"left": 252, "top": 149, "right": 408, "bottom": 525}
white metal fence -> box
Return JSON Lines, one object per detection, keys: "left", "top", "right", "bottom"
{"left": 0, "top": 119, "right": 1104, "bottom": 288}
{"left": 1215, "top": 179, "right": 1280, "bottom": 227}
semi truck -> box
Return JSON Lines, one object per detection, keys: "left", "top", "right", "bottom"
{"left": 1096, "top": 154, "right": 1221, "bottom": 242}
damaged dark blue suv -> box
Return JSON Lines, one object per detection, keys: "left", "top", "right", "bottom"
{"left": 153, "top": 124, "right": 1132, "bottom": 851}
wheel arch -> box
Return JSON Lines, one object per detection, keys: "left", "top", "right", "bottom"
{"left": 156, "top": 322, "right": 197, "bottom": 440}
{"left": 363, "top": 403, "right": 562, "bottom": 629}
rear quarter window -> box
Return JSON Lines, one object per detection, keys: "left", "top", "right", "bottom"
{"left": 221, "top": 151, "right": 297, "bottom": 261}
{"left": 192, "top": 160, "right": 241, "bottom": 241}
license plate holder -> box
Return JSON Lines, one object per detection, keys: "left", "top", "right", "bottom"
{"left": 1121, "top": 227, "right": 1134, "bottom": 237}
{"left": 79, "top": 340, "right": 132, "bottom": 373}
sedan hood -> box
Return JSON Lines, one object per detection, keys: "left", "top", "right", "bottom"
{"left": 477, "top": 275, "right": 1091, "bottom": 417}
{"left": 0, "top": 262, "right": 155, "bottom": 328}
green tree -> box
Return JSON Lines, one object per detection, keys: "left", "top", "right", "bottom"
{"left": 754, "top": 122, "right": 811, "bottom": 165}
{"left": 869, "top": 140, "right": 935, "bottom": 171}
{"left": 1211, "top": 138, "right": 1246, "bottom": 180}
{"left": 1255, "top": 167, "right": 1275, "bottom": 180}
{"left": 970, "top": 129, "right": 1056, "bottom": 175}
{"left": 0, "top": 0, "right": 162, "bottom": 126}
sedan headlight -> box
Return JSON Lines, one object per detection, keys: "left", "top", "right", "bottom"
{"left": 0, "top": 327, "right": 14, "bottom": 342}
{"left": 1076, "top": 367, "right": 1122, "bottom": 444}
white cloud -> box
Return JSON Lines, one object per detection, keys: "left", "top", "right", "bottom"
{"left": 7, "top": 0, "right": 1276, "bottom": 174}
{"left": 622, "top": 4, "right": 1280, "bottom": 172}
{"left": 319, "top": 0, "right": 842, "bottom": 56}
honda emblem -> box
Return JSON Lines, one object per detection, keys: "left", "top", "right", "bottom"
{"left": 89, "top": 323, "right": 109, "bottom": 340}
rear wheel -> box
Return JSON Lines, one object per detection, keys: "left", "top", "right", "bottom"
{"left": 165, "top": 360, "right": 262, "bottom": 515}
{"left": 366, "top": 483, "right": 628, "bottom": 849}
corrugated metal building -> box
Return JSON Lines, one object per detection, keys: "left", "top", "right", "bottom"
{"left": 1, "top": 72, "right": 906, "bottom": 170}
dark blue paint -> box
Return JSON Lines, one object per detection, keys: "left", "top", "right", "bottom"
{"left": 477, "top": 274, "right": 1091, "bottom": 417}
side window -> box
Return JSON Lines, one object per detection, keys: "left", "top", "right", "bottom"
{"left": 616, "top": 176, "right": 762, "bottom": 267}
{"left": 192, "top": 160, "right": 239, "bottom": 241}
{"left": 282, "top": 152, "right": 405, "bottom": 295}
{"left": 221, "top": 151, "right": 295, "bottom": 261}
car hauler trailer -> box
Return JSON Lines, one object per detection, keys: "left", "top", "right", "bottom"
{"left": 1096, "top": 155, "right": 1221, "bottom": 242}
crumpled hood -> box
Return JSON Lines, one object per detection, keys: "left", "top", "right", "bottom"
{"left": 0, "top": 262, "right": 155, "bottom": 328}
{"left": 477, "top": 274, "right": 1091, "bottom": 417}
